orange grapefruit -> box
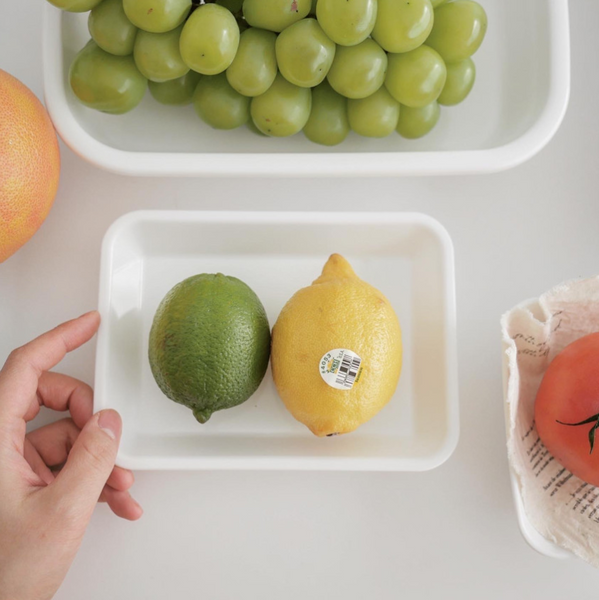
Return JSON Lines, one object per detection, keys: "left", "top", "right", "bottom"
{"left": 0, "top": 69, "right": 60, "bottom": 262}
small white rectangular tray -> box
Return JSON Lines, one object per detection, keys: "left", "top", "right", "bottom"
{"left": 43, "top": 0, "right": 570, "bottom": 177}
{"left": 95, "top": 211, "right": 458, "bottom": 470}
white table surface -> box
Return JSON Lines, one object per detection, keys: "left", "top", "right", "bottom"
{"left": 3, "top": 1, "right": 599, "bottom": 597}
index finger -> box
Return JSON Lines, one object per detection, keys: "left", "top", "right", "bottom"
{"left": 0, "top": 311, "right": 100, "bottom": 427}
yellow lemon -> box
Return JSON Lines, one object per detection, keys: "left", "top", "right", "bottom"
{"left": 271, "top": 254, "right": 402, "bottom": 437}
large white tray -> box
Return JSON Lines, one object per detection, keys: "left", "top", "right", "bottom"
{"left": 43, "top": 0, "right": 570, "bottom": 176}
{"left": 94, "top": 211, "right": 458, "bottom": 470}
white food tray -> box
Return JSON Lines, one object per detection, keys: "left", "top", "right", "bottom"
{"left": 95, "top": 211, "right": 458, "bottom": 470}
{"left": 43, "top": 0, "right": 570, "bottom": 177}
{"left": 501, "top": 298, "right": 571, "bottom": 560}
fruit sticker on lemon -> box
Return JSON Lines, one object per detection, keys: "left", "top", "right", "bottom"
{"left": 272, "top": 254, "right": 402, "bottom": 437}
{"left": 319, "top": 348, "right": 363, "bottom": 391}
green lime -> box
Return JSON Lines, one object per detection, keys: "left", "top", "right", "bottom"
{"left": 149, "top": 273, "right": 271, "bottom": 423}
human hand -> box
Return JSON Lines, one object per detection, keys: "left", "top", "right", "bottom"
{"left": 0, "top": 312, "right": 142, "bottom": 600}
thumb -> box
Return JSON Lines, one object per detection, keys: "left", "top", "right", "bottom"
{"left": 51, "top": 410, "right": 122, "bottom": 517}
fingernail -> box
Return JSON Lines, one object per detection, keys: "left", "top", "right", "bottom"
{"left": 98, "top": 410, "right": 121, "bottom": 440}
{"left": 80, "top": 310, "right": 100, "bottom": 320}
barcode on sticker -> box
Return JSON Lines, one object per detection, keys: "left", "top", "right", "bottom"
{"left": 319, "top": 348, "right": 363, "bottom": 391}
{"left": 336, "top": 354, "right": 362, "bottom": 389}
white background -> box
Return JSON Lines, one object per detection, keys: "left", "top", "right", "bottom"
{"left": 3, "top": 0, "right": 599, "bottom": 597}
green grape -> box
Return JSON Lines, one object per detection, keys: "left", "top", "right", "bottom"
{"left": 385, "top": 45, "right": 446, "bottom": 108}
{"left": 216, "top": 0, "right": 243, "bottom": 12}
{"left": 396, "top": 101, "right": 440, "bottom": 138}
{"left": 426, "top": 1, "right": 488, "bottom": 62}
{"left": 69, "top": 40, "right": 147, "bottom": 114}
{"left": 372, "top": 0, "right": 433, "bottom": 54}
{"left": 134, "top": 25, "right": 188, "bottom": 82}
{"left": 327, "top": 39, "right": 387, "bottom": 100}
{"left": 149, "top": 71, "right": 201, "bottom": 105}
{"left": 438, "top": 58, "right": 475, "bottom": 106}
{"left": 304, "top": 80, "right": 348, "bottom": 146}
{"left": 123, "top": 0, "right": 191, "bottom": 33}
{"left": 247, "top": 118, "right": 268, "bottom": 136}
{"left": 348, "top": 87, "right": 399, "bottom": 138}
{"left": 89, "top": 0, "right": 137, "bottom": 56}
{"left": 193, "top": 73, "right": 250, "bottom": 129}
{"left": 316, "top": 0, "right": 376, "bottom": 47}
{"left": 47, "top": 0, "right": 102, "bottom": 12}
{"left": 226, "top": 28, "right": 277, "bottom": 97}
{"left": 276, "top": 19, "right": 335, "bottom": 88}
{"left": 180, "top": 4, "right": 240, "bottom": 75}
{"left": 242, "top": 0, "right": 311, "bottom": 32}
{"left": 250, "top": 73, "right": 311, "bottom": 136}
{"left": 431, "top": 0, "right": 448, "bottom": 6}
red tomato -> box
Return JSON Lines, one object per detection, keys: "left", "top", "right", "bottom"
{"left": 535, "top": 332, "right": 599, "bottom": 486}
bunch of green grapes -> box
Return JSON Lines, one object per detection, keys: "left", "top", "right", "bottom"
{"left": 53, "top": 0, "right": 487, "bottom": 145}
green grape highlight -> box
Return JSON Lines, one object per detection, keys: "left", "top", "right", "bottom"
{"left": 397, "top": 101, "right": 440, "bottom": 138}
{"left": 123, "top": 0, "right": 191, "bottom": 33}
{"left": 372, "top": 0, "right": 434, "bottom": 54}
{"left": 276, "top": 19, "right": 335, "bottom": 88}
{"left": 348, "top": 87, "right": 400, "bottom": 138}
{"left": 385, "top": 45, "right": 446, "bottom": 108}
{"left": 243, "top": 0, "right": 311, "bottom": 32}
{"left": 134, "top": 25, "right": 188, "bottom": 82}
{"left": 438, "top": 58, "right": 475, "bottom": 106}
{"left": 303, "top": 80, "right": 349, "bottom": 146}
{"left": 69, "top": 41, "right": 147, "bottom": 114}
{"left": 327, "top": 39, "right": 387, "bottom": 100}
{"left": 193, "top": 73, "right": 250, "bottom": 129}
{"left": 251, "top": 73, "right": 312, "bottom": 136}
{"left": 88, "top": 0, "right": 138, "bottom": 57}
{"left": 149, "top": 71, "right": 201, "bottom": 105}
{"left": 48, "top": 0, "right": 102, "bottom": 12}
{"left": 180, "top": 4, "right": 240, "bottom": 75}
{"left": 226, "top": 28, "right": 277, "bottom": 97}
{"left": 426, "top": 0, "right": 487, "bottom": 63}
{"left": 316, "top": 0, "right": 377, "bottom": 47}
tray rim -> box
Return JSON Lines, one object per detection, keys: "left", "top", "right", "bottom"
{"left": 42, "top": 0, "right": 571, "bottom": 177}
{"left": 95, "top": 210, "right": 459, "bottom": 471}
